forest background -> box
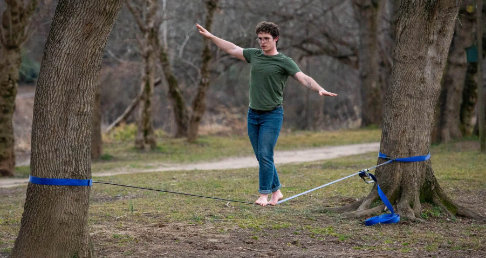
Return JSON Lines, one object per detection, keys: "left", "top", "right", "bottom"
{"left": 4, "top": 0, "right": 486, "bottom": 168}
{"left": 13, "top": 0, "right": 381, "bottom": 154}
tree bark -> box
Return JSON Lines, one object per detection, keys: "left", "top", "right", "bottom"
{"left": 337, "top": 0, "right": 481, "bottom": 220}
{"left": 353, "top": 0, "right": 383, "bottom": 127}
{"left": 12, "top": 0, "right": 122, "bottom": 257}
{"left": 91, "top": 81, "right": 102, "bottom": 160}
{"left": 0, "top": 0, "right": 37, "bottom": 177}
{"left": 187, "top": 0, "right": 219, "bottom": 143}
{"left": 435, "top": 1, "right": 477, "bottom": 142}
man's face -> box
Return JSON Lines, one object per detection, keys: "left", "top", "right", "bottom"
{"left": 257, "top": 32, "right": 278, "bottom": 52}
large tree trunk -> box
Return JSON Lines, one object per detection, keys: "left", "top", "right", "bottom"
{"left": 337, "top": 0, "right": 480, "bottom": 220}
{"left": 353, "top": 0, "right": 383, "bottom": 127}
{"left": 0, "top": 0, "right": 37, "bottom": 177}
{"left": 187, "top": 0, "right": 219, "bottom": 143}
{"left": 434, "top": 1, "right": 478, "bottom": 142}
{"left": 12, "top": 0, "right": 122, "bottom": 256}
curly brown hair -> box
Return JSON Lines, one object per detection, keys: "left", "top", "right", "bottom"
{"left": 255, "top": 21, "right": 280, "bottom": 38}
{"left": 255, "top": 21, "right": 279, "bottom": 41}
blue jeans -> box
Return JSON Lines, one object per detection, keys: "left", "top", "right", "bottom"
{"left": 247, "top": 106, "right": 283, "bottom": 194}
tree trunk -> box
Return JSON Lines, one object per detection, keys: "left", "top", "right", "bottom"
{"left": 353, "top": 0, "right": 383, "bottom": 127}
{"left": 130, "top": 0, "right": 157, "bottom": 150}
{"left": 12, "top": 0, "right": 122, "bottom": 257}
{"left": 461, "top": 61, "right": 479, "bottom": 136}
{"left": 0, "top": 0, "right": 37, "bottom": 177}
{"left": 435, "top": 1, "right": 477, "bottom": 142}
{"left": 158, "top": 38, "right": 189, "bottom": 137}
{"left": 337, "top": 0, "right": 480, "bottom": 220}
{"left": 135, "top": 48, "right": 157, "bottom": 149}
{"left": 187, "top": 0, "right": 219, "bottom": 143}
{"left": 91, "top": 82, "right": 102, "bottom": 160}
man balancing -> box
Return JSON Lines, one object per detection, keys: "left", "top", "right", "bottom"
{"left": 196, "top": 21, "right": 337, "bottom": 206}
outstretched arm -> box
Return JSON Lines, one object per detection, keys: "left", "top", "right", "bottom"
{"left": 196, "top": 24, "right": 245, "bottom": 61}
{"left": 293, "top": 72, "right": 337, "bottom": 97}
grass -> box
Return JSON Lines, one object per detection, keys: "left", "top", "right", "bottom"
{"left": 2, "top": 129, "right": 485, "bottom": 256}
{"left": 89, "top": 126, "right": 381, "bottom": 173}
{"left": 12, "top": 125, "right": 381, "bottom": 177}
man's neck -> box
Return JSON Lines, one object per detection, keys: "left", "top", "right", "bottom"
{"left": 263, "top": 48, "right": 278, "bottom": 56}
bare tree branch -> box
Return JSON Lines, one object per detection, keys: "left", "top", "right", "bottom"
{"left": 125, "top": 0, "right": 147, "bottom": 33}
{"left": 105, "top": 85, "right": 144, "bottom": 134}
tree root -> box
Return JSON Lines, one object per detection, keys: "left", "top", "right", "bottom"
{"left": 433, "top": 186, "right": 485, "bottom": 220}
{"left": 328, "top": 162, "right": 485, "bottom": 222}
{"left": 342, "top": 205, "right": 384, "bottom": 219}
{"left": 325, "top": 198, "right": 363, "bottom": 213}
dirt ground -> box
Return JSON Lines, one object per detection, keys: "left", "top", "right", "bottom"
{"left": 1, "top": 187, "right": 482, "bottom": 258}
{"left": 90, "top": 221, "right": 485, "bottom": 257}
{"left": 87, "top": 192, "right": 486, "bottom": 258}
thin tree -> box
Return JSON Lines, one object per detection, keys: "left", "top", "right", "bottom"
{"left": 337, "top": 0, "right": 481, "bottom": 220}
{"left": 12, "top": 0, "right": 122, "bottom": 256}
{"left": 111, "top": 1, "right": 190, "bottom": 138}
{"left": 0, "top": 0, "right": 37, "bottom": 177}
{"left": 126, "top": 0, "right": 158, "bottom": 150}
{"left": 187, "top": 0, "right": 219, "bottom": 142}
{"left": 157, "top": 28, "right": 189, "bottom": 138}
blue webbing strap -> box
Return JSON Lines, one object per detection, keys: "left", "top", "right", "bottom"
{"left": 379, "top": 152, "right": 431, "bottom": 162}
{"left": 363, "top": 172, "right": 400, "bottom": 226}
{"left": 29, "top": 176, "right": 92, "bottom": 186}
{"left": 363, "top": 152, "right": 430, "bottom": 226}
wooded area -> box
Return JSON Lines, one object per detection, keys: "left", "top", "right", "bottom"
{"left": 3, "top": 0, "right": 483, "bottom": 156}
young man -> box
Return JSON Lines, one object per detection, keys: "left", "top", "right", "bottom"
{"left": 196, "top": 21, "right": 337, "bottom": 206}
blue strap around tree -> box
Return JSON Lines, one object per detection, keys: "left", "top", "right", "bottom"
{"left": 378, "top": 152, "right": 430, "bottom": 162}
{"left": 29, "top": 176, "right": 92, "bottom": 186}
{"left": 363, "top": 152, "right": 431, "bottom": 226}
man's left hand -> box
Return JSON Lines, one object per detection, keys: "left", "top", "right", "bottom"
{"left": 318, "top": 89, "right": 338, "bottom": 96}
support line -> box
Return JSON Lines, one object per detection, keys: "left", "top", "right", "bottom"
{"left": 93, "top": 180, "right": 255, "bottom": 205}
{"left": 278, "top": 159, "right": 394, "bottom": 204}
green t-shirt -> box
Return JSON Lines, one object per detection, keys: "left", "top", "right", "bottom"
{"left": 243, "top": 48, "right": 301, "bottom": 111}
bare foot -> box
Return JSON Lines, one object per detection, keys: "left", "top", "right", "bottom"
{"left": 269, "top": 190, "right": 283, "bottom": 205}
{"left": 255, "top": 194, "right": 269, "bottom": 206}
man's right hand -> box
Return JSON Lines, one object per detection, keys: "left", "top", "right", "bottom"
{"left": 195, "top": 23, "right": 245, "bottom": 61}
{"left": 196, "top": 24, "right": 213, "bottom": 39}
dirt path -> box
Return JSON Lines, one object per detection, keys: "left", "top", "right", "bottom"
{"left": 1, "top": 142, "right": 379, "bottom": 188}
